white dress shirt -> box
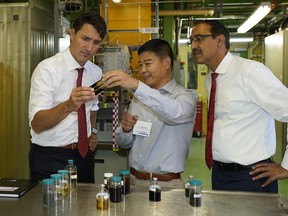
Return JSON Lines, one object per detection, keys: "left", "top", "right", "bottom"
{"left": 115, "top": 79, "right": 198, "bottom": 173}
{"left": 205, "top": 52, "right": 288, "bottom": 168}
{"left": 29, "top": 48, "right": 101, "bottom": 146}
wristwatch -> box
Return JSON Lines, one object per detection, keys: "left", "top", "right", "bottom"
{"left": 92, "top": 128, "right": 97, "bottom": 135}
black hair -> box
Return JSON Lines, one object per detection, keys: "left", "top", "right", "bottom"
{"left": 138, "top": 39, "right": 174, "bottom": 68}
{"left": 72, "top": 12, "right": 107, "bottom": 39}
{"left": 195, "top": 20, "right": 230, "bottom": 49}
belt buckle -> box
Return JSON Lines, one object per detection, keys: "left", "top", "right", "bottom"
{"left": 71, "top": 143, "right": 77, "bottom": 150}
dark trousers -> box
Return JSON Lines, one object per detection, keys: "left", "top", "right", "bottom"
{"left": 29, "top": 144, "right": 95, "bottom": 183}
{"left": 212, "top": 159, "right": 278, "bottom": 193}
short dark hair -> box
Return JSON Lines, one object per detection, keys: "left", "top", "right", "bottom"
{"left": 72, "top": 12, "right": 107, "bottom": 40}
{"left": 195, "top": 20, "right": 230, "bottom": 49}
{"left": 138, "top": 39, "right": 174, "bottom": 68}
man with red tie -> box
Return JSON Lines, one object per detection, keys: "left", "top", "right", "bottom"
{"left": 28, "top": 12, "right": 107, "bottom": 182}
{"left": 191, "top": 20, "right": 288, "bottom": 192}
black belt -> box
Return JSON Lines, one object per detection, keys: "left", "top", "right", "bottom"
{"left": 32, "top": 143, "right": 78, "bottom": 150}
{"left": 213, "top": 158, "right": 272, "bottom": 171}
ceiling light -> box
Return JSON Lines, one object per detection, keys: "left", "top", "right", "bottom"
{"left": 112, "top": 0, "right": 121, "bottom": 3}
{"left": 230, "top": 37, "right": 254, "bottom": 43}
{"left": 237, "top": 2, "right": 271, "bottom": 33}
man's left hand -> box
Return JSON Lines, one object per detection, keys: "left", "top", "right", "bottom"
{"left": 89, "top": 133, "right": 98, "bottom": 151}
{"left": 250, "top": 162, "right": 288, "bottom": 187}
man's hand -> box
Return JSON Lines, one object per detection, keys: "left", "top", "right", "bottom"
{"left": 121, "top": 109, "right": 138, "bottom": 132}
{"left": 68, "top": 86, "right": 95, "bottom": 112}
{"left": 250, "top": 162, "right": 288, "bottom": 187}
{"left": 102, "top": 70, "right": 139, "bottom": 91}
{"left": 89, "top": 133, "right": 97, "bottom": 151}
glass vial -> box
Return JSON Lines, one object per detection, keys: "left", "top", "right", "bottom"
{"left": 96, "top": 184, "right": 109, "bottom": 210}
{"left": 90, "top": 79, "right": 105, "bottom": 95}
{"left": 189, "top": 179, "right": 202, "bottom": 207}
{"left": 65, "top": 159, "right": 77, "bottom": 191}
{"left": 149, "top": 177, "right": 161, "bottom": 202}
{"left": 109, "top": 176, "right": 122, "bottom": 203}
{"left": 42, "top": 179, "right": 55, "bottom": 206}
{"left": 119, "top": 169, "right": 130, "bottom": 195}
{"left": 58, "top": 169, "right": 69, "bottom": 196}
{"left": 184, "top": 175, "right": 194, "bottom": 197}
{"left": 50, "top": 174, "right": 62, "bottom": 200}
{"left": 104, "top": 172, "right": 113, "bottom": 191}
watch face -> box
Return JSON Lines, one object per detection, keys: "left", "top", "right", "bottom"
{"left": 92, "top": 128, "right": 97, "bottom": 134}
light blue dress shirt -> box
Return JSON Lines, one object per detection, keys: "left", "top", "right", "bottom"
{"left": 115, "top": 79, "right": 198, "bottom": 173}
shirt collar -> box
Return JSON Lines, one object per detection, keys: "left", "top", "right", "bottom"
{"left": 159, "top": 78, "right": 177, "bottom": 94}
{"left": 214, "top": 51, "right": 233, "bottom": 74}
{"left": 63, "top": 48, "right": 89, "bottom": 72}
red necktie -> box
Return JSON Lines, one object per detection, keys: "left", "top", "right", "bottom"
{"left": 76, "top": 68, "right": 88, "bottom": 158}
{"left": 205, "top": 72, "right": 218, "bottom": 169}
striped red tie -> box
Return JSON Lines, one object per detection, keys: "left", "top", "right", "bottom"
{"left": 205, "top": 72, "right": 218, "bottom": 169}
{"left": 76, "top": 68, "right": 88, "bottom": 158}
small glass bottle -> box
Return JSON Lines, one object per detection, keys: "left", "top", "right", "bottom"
{"left": 149, "top": 177, "right": 161, "bottom": 202}
{"left": 65, "top": 159, "right": 77, "bottom": 191}
{"left": 189, "top": 179, "right": 202, "bottom": 207}
{"left": 90, "top": 79, "right": 105, "bottom": 95}
{"left": 184, "top": 175, "right": 194, "bottom": 197}
{"left": 58, "top": 169, "right": 69, "bottom": 196}
{"left": 51, "top": 174, "right": 62, "bottom": 200}
{"left": 42, "top": 178, "right": 55, "bottom": 206}
{"left": 96, "top": 184, "right": 109, "bottom": 210}
{"left": 104, "top": 172, "right": 113, "bottom": 191}
{"left": 109, "top": 176, "right": 122, "bottom": 203}
{"left": 119, "top": 169, "right": 130, "bottom": 195}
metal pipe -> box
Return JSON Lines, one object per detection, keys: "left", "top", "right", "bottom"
{"left": 54, "top": 0, "right": 59, "bottom": 54}
{"left": 152, "top": 9, "right": 214, "bottom": 16}
{"left": 154, "top": 0, "right": 159, "bottom": 39}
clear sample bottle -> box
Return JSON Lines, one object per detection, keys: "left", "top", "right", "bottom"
{"left": 149, "top": 177, "right": 161, "bottom": 202}
{"left": 189, "top": 179, "right": 202, "bottom": 207}
{"left": 109, "top": 176, "right": 122, "bottom": 203}
{"left": 58, "top": 169, "right": 69, "bottom": 196}
{"left": 104, "top": 172, "right": 113, "bottom": 191}
{"left": 184, "top": 175, "right": 194, "bottom": 197}
{"left": 96, "top": 184, "right": 109, "bottom": 210}
{"left": 119, "top": 169, "right": 130, "bottom": 195}
{"left": 50, "top": 174, "right": 62, "bottom": 200}
{"left": 65, "top": 159, "right": 77, "bottom": 191}
{"left": 42, "top": 178, "right": 55, "bottom": 206}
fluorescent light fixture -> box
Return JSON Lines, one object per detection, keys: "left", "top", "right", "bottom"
{"left": 112, "top": 0, "right": 121, "bottom": 3}
{"left": 237, "top": 2, "right": 271, "bottom": 33}
{"left": 179, "top": 37, "right": 253, "bottom": 45}
{"left": 230, "top": 37, "right": 254, "bottom": 43}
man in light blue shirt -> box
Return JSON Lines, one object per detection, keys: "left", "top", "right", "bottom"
{"left": 103, "top": 39, "right": 198, "bottom": 187}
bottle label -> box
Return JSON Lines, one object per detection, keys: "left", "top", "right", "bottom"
{"left": 71, "top": 174, "right": 77, "bottom": 179}
{"left": 96, "top": 192, "right": 109, "bottom": 198}
{"left": 194, "top": 194, "right": 202, "bottom": 198}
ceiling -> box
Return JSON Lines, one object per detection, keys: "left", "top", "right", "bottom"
{"left": 28, "top": 0, "right": 288, "bottom": 37}
{"left": 156, "top": 0, "right": 288, "bottom": 36}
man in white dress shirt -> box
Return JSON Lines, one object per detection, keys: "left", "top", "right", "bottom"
{"left": 29, "top": 13, "right": 107, "bottom": 182}
{"left": 191, "top": 20, "right": 288, "bottom": 192}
